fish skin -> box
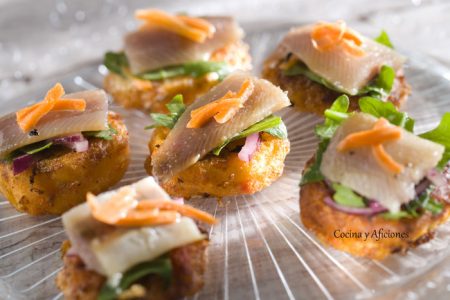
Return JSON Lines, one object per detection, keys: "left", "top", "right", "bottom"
{"left": 0, "top": 90, "right": 108, "bottom": 158}
{"left": 320, "top": 113, "right": 444, "bottom": 212}
{"left": 279, "top": 25, "right": 406, "bottom": 95}
{"left": 124, "top": 16, "right": 243, "bottom": 74}
{"left": 152, "top": 71, "right": 291, "bottom": 180}
{"left": 62, "top": 177, "right": 205, "bottom": 277}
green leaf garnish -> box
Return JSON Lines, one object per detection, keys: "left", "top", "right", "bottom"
{"left": 104, "top": 52, "right": 129, "bottom": 77}
{"left": 358, "top": 96, "right": 414, "bottom": 131}
{"left": 420, "top": 112, "right": 450, "bottom": 169}
{"left": 374, "top": 30, "right": 394, "bottom": 49}
{"left": 83, "top": 124, "right": 118, "bottom": 140}
{"left": 302, "top": 96, "right": 350, "bottom": 184}
{"left": 165, "top": 94, "right": 185, "bottom": 115}
{"left": 300, "top": 139, "right": 329, "bottom": 185}
{"left": 146, "top": 94, "right": 186, "bottom": 129}
{"left": 98, "top": 256, "right": 172, "bottom": 300}
{"left": 382, "top": 186, "right": 443, "bottom": 220}
{"left": 332, "top": 183, "right": 366, "bottom": 208}
{"left": 380, "top": 211, "right": 411, "bottom": 220}
{"left": 23, "top": 141, "right": 53, "bottom": 155}
{"left": 359, "top": 65, "right": 395, "bottom": 99}
{"left": 2, "top": 141, "right": 54, "bottom": 162}
{"left": 284, "top": 62, "right": 395, "bottom": 100}
{"left": 212, "top": 115, "right": 287, "bottom": 156}
{"left": 264, "top": 120, "right": 288, "bottom": 139}
{"left": 139, "top": 61, "right": 231, "bottom": 81}
{"left": 315, "top": 95, "right": 350, "bottom": 139}
{"left": 283, "top": 62, "right": 347, "bottom": 94}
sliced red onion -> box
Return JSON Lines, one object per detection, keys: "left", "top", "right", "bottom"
{"left": 73, "top": 140, "right": 89, "bottom": 152}
{"left": 238, "top": 133, "right": 260, "bottom": 162}
{"left": 53, "top": 133, "right": 89, "bottom": 153}
{"left": 12, "top": 154, "right": 34, "bottom": 175}
{"left": 66, "top": 247, "right": 78, "bottom": 257}
{"left": 427, "top": 168, "right": 447, "bottom": 187}
{"left": 172, "top": 197, "right": 185, "bottom": 205}
{"left": 52, "top": 133, "right": 85, "bottom": 144}
{"left": 324, "top": 197, "right": 387, "bottom": 216}
{"left": 428, "top": 168, "right": 450, "bottom": 203}
{"left": 415, "top": 178, "right": 431, "bottom": 196}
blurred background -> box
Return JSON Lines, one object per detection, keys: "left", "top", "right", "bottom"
{"left": 1, "top": 0, "right": 450, "bottom": 102}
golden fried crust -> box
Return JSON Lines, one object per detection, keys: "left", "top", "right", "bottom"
{"left": 300, "top": 157, "right": 450, "bottom": 260}
{"left": 104, "top": 41, "right": 252, "bottom": 113}
{"left": 145, "top": 127, "right": 290, "bottom": 198}
{"left": 262, "top": 58, "right": 411, "bottom": 115}
{"left": 56, "top": 240, "right": 208, "bottom": 300}
{"left": 0, "top": 112, "right": 130, "bottom": 215}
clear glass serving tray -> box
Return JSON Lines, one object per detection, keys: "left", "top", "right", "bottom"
{"left": 1, "top": 24, "right": 450, "bottom": 300}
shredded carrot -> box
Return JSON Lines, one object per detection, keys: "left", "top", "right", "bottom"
{"left": 87, "top": 188, "right": 138, "bottom": 225}
{"left": 337, "top": 117, "right": 404, "bottom": 174}
{"left": 177, "top": 15, "right": 215, "bottom": 38}
{"left": 337, "top": 127, "right": 401, "bottom": 152}
{"left": 187, "top": 79, "right": 254, "bottom": 128}
{"left": 311, "top": 21, "right": 365, "bottom": 57}
{"left": 137, "top": 200, "right": 217, "bottom": 225}
{"left": 135, "top": 9, "right": 214, "bottom": 43}
{"left": 116, "top": 210, "right": 179, "bottom": 227}
{"left": 87, "top": 191, "right": 217, "bottom": 227}
{"left": 372, "top": 144, "right": 404, "bottom": 174}
{"left": 52, "top": 99, "right": 87, "bottom": 111}
{"left": 16, "top": 83, "right": 86, "bottom": 132}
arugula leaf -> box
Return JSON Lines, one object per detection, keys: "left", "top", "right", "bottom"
{"left": 374, "top": 30, "right": 394, "bottom": 49}
{"left": 23, "top": 141, "right": 53, "bottom": 155}
{"left": 359, "top": 96, "right": 414, "bottom": 131}
{"left": 375, "top": 65, "right": 395, "bottom": 93}
{"left": 381, "top": 211, "right": 411, "bottom": 220}
{"left": 212, "top": 115, "right": 287, "bottom": 156}
{"left": 139, "top": 61, "right": 231, "bottom": 81}
{"left": 146, "top": 95, "right": 186, "bottom": 129}
{"left": 300, "top": 139, "right": 329, "bottom": 185}
{"left": 283, "top": 63, "right": 347, "bottom": 93}
{"left": 332, "top": 183, "right": 366, "bottom": 208}
{"left": 104, "top": 52, "right": 129, "bottom": 76}
{"left": 359, "top": 65, "right": 395, "bottom": 99}
{"left": 2, "top": 140, "right": 55, "bottom": 162}
{"left": 382, "top": 187, "right": 443, "bottom": 220}
{"left": 98, "top": 256, "right": 172, "bottom": 300}
{"left": 406, "top": 187, "right": 443, "bottom": 216}
{"left": 302, "top": 96, "right": 351, "bottom": 184}
{"left": 284, "top": 62, "right": 395, "bottom": 100}
{"left": 166, "top": 94, "right": 185, "bottom": 115}
{"left": 315, "top": 95, "right": 350, "bottom": 139}
{"left": 264, "top": 120, "right": 288, "bottom": 139}
{"left": 420, "top": 113, "right": 450, "bottom": 169}
{"left": 438, "top": 150, "right": 450, "bottom": 169}
{"left": 83, "top": 125, "right": 118, "bottom": 140}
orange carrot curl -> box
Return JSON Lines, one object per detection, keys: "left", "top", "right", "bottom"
{"left": 337, "top": 118, "right": 404, "bottom": 174}
{"left": 16, "top": 83, "right": 86, "bottom": 132}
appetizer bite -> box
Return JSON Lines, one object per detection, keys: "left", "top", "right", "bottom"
{"left": 262, "top": 21, "right": 410, "bottom": 114}
{"left": 300, "top": 95, "right": 450, "bottom": 260}
{"left": 145, "top": 72, "right": 291, "bottom": 198}
{"left": 104, "top": 9, "right": 251, "bottom": 112}
{"left": 0, "top": 83, "right": 129, "bottom": 215}
{"left": 56, "top": 176, "right": 216, "bottom": 300}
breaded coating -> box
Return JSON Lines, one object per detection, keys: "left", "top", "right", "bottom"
{"left": 262, "top": 58, "right": 410, "bottom": 115}
{"left": 56, "top": 240, "right": 208, "bottom": 300}
{"left": 0, "top": 112, "right": 129, "bottom": 215}
{"left": 104, "top": 42, "right": 252, "bottom": 113}
{"left": 300, "top": 157, "right": 450, "bottom": 260}
{"left": 145, "top": 127, "right": 290, "bottom": 198}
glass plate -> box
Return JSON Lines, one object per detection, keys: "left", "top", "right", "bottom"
{"left": 1, "top": 24, "right": 450, "bottom": 300}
